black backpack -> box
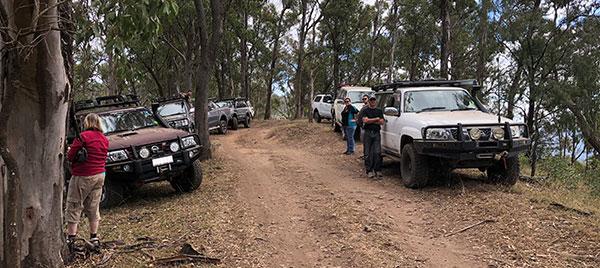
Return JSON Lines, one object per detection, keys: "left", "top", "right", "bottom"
{"left": 75, "top": 135, "right": 88, "bottom": 163}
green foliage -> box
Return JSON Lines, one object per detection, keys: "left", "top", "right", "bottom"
{"left": 539, "top": 157, "right": 600, "bottom": 196}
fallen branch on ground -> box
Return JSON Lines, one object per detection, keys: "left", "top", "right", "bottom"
{"left": 152, "top": 243, "right": 221, "bottom": 266}
{"left": 444, "top": 219, "right": 496, "bottom": 237}
{"left": 548, "top": 202, "right": 592, "bottom": 216}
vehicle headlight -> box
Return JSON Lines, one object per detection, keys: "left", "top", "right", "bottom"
{"left": 181, "top": 136, "right": 197, "bottom": 148}
{"left": 425, "top": 128, "right": 453, "bottom": 140}
{"left": 469, "top": 127, "right": 482, "bottom": 140}
{"left": 175, "top": 119, "right": 189, "bottom": 127}
{"left": 107, "top": 150, "right": 128, "bottom": 163}
{"left": 511, "top": 125, "right": 527, "bottom": 138}
{"left": 492, "top": 127, "right": 505, "bottom": 140}
{"left": 139, "top": 147, "right": 150, "bottom": 159}
{"left": 170, "top": 141, "right": 180, "bottom": 152}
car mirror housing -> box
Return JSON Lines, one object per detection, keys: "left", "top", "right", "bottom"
{"left": 384, "top": 107, "right": 400, "bottom": 116}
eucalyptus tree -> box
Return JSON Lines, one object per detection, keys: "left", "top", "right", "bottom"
{"left": 0, "top": 1, "right": 71, "bottom": 266}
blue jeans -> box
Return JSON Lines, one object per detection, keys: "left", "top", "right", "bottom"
{"left": 344, "top": 126, "right": 356, "bottom": 153}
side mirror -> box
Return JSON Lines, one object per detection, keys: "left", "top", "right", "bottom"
{"left": 384, "top": 107, "right": 399, "bottom": 117}
{"left": 326, "top": 100, "right": 333, "bottom": 104}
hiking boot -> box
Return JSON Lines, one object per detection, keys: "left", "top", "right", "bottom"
{"left": 90, "top": 237, "right": 101, "bottom": 253}
{"left": 367, "top": 171, "right": 375, "bottom": 178}
{"left": 375, "top": 172, "right": 384, "bottom": 179}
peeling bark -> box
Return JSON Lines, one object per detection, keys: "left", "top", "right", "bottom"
{"left": 0, "top": 1, "right": 69, "bottom": 267}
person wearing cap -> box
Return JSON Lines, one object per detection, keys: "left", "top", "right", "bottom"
{"left": 355, "top": 94, "right": 370, "bottom": 158}
{"left": 341, "top": 97, "right": 359, "bottom": 154}
{"left": 362, "top": 96, "right": 385, "bottom": 178}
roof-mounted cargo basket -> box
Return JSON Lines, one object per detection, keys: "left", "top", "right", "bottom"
{"left": 372, "top": 79, "right": 481, "bottom": 92}
{"left": 73, "top": 95, "right": 141, "bottom": 113}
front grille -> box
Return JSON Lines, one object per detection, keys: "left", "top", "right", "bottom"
{"left": 140, "top": 140, "right": 178, "bottom": 158}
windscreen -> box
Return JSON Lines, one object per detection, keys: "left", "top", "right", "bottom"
{"left": 404, "top": 90, "right": 480, "bottom": 113}
{"left": 99, "top": 108, "right": 158, "bottom": 134}
{"left": 346, "top": 91, "right": 372, "bottom": 103}
{"left": 157, "top": 101, "right": 187, "bottom": 117}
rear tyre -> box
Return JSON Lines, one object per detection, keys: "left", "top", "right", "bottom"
{"left": 487, "top": 156, "right": 519, "bottom": 186}
{"left": 171, "top": 160, "right": 203, "bottom": 193}
{"left": 231, "top": 116, "right": 239, "bottom": 130}
{"left": 313, "top": 110, "right": 322, "bottom": 123}
{"left": 400, "top": 144, "right": 430, "bottom": 188}
{"left": 243, "top": 115, "right": 251, "bottom": 128}
{"left": 100, "top": 180, "right": 126, "bottom": 209}
{"left": 218, "top": 119, "right": 228, "bottom": 134}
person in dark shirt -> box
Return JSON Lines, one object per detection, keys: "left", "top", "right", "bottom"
{"left": 361, "top": 96, "right": 385, "bottom": 178}
{"left": 355, "top": 94, "right": 370, "bottom": 159}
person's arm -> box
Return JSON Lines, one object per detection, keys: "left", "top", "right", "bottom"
{"left": 67, "top": 137, "right": 83, "bottom": 162}
{"left": 377, "top": 110, "right": 385, "bottom": 125}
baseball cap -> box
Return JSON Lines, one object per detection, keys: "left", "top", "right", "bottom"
{"left": 369, "top": 96, "right": 377, "bottom": 100}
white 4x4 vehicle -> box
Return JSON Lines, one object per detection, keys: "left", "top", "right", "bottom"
{"left": 311, "top": 94, "right": 334, "bottom": 122}
{"left": 331, "top": 86, "right": 372, "bottom": 137}
{"left": 373, "top": 80, "right": 530, "bottom": 188}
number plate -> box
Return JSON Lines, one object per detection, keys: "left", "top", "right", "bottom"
{"left": 152, "top": 156, "right": 173, "bottom": 167}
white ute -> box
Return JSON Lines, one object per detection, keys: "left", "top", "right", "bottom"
{"left": 373, "top": 80, "right": 530, "bottom": 188}
{"left": 311, "top": 94, "right": 334, "bottom": 122}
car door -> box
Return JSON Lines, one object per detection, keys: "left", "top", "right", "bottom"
{"left": 382, "top": 93, "right": 403, "bottom": 156}
{"left": 207, "top": 102, "right": 218, "bottom": 128}
{"left": 334, "top": 90, "right": 346, "bottom": 123}
{"left": 313, "top": 96, "right": 322, "bottom": 113}
{"left": 377, "top": 94, "right": 392, "bottom": 151}
{"left": 321, "top": 95, "right": 333, "bottom": 118}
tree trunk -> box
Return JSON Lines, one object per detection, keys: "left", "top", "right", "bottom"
{"left": 506, "top": 64, "right": 523, "bottom": 119}
{"left": 476, "top": 0, "right": 489, "bottom": 87}
{"left": 387, "top": 0, "right": 398, "bottom": 83}
{"left": 193, "top": 0, "right": 228, "bottom": 160}
{"left": 0, "top": 1, "right": 70, "bottom": 266}
{"left": 439, "top": 0, "right": 450, "bottom": 79}
{"left": 294, "top": 0, "right": 307, "bottom": 119}
{"left": 264, "top": 4, "right": 289, "bottom": 120}
{"left": 107, "top": 50, "right": 119, "bottom": 95}
{"left": 240, "top": 4, "right": 249, "bottom": 100}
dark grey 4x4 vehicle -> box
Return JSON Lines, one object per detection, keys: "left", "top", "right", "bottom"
{"left": 215, "top": 98, "right": 253, "bottom": 129}
{"left": 67, "top": 95, "right": 203, "bottom": 208}
{"left": 152, "top": 97, "right": 195, "bottom": 133}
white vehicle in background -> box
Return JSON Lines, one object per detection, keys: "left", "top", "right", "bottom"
{"left": 331, "top": 86, "right": 373, "bottom": 139}
{"left": 372, "top": 80, "right": 530, "bottom": 188}
{"left": 311, "top": 94, "right": 334, "bottom": 122}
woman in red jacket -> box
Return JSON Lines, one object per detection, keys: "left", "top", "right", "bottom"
{"left": 66, "top": 113, "right": 109, "bottom": 250}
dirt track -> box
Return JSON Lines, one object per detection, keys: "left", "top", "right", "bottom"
{"left": 90, "top": 120, "right": 599, "bottom": 268}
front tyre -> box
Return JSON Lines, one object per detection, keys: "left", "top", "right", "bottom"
{"left": 487, "top": 156, "right": 519, "bottom": 186}
{"left": 218, "top": 119, "right": 228, "bottom": 134}
{"left": 231, "top": 116, "right": 239, "bottom": 130}
{"left": 243, "top": 115, "right": 251, "bottom": 128}
{"left": 171, "top": 160, "right": 203, "bottom": 193}
{"left": 100, "top": 180, "right": 126, "bottom": 209}
{"left": 400, "top": 144, "right": 430, "bottom": 188}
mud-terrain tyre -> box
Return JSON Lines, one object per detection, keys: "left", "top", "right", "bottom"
{"left": 100, "top": 179, "right": 126, "bottom": 209}
{"left": 313, "top": 110, "right": 322, "bottom": 123}
{"left": 171, "top": 160, "right": 203, "bottom": 193}
{"left": 218, "top": 118, "right": 228, "bottom": 134}
{"left": 487, "top": 156, "right": 519, "bottom": 186}
{"left": 400, "top": 144, "right": 430, "bottom": 188}
{"left": 243, "top": 115, "right": 251, "bottom": 128}
{"left": 231, "top": 116, "right": 239, "bottom": 130}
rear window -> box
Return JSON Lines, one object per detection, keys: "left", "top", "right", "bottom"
{"left": 314, "top": 96, "right": 322, "bottom": 102}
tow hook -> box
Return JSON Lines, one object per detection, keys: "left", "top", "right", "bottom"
{"left": 495, "top": 151, "right": 509, "bottom": 169}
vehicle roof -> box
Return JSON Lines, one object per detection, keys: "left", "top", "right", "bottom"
{"left": 339, "top": 86, "right": 372, "bottom": 92}
{"left": 374, "top": 86, "right": 469, "bottom": 94}
{"left": 75, "top": 106, "right": 146, "bottom": 116}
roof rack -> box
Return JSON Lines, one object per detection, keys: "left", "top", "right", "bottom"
{"left": 73, "top": 95, "right": 141, "bottom": 113}
{"left": 372, "top": 79, "right": 481, "bottom": 92}
{"left": 152, "top": 95, "right": 189, "bottom": 103}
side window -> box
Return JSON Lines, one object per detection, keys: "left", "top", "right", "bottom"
{"left": 338, "top": 90, "right": 346, "bottom": 99}
{"left": 323, "top": 95, "right": 332, "bottom": 102}
{"left": 236, "top": 101, "right": 247, "bottom": 108}
{"left": 385, "top": 94, "right": 395, "bottom": 108}
{"left": 314, "top": 96, "right": 322, "bottom": 102}
{"left": 376, "top": 94, "right": 388, "bottom": 109}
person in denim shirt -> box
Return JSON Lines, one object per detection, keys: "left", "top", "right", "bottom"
{"left": 341, "top": 97, "right": 359, "bottom": 155}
